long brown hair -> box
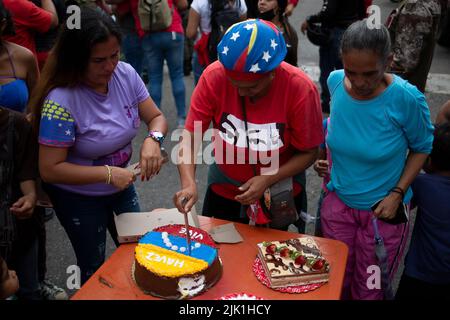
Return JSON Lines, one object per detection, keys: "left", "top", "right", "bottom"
{"left": 28, "top": 7, "right": 122, "bottom": 135}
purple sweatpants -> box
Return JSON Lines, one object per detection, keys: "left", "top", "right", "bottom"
{"left": 321, "top": 192, "right": 409, "bottom": 300}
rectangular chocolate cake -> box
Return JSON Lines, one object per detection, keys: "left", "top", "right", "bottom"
{"left": 257, "top": 237, "right": 330, "bottom": 288}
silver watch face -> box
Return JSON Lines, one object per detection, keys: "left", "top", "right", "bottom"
{"left": 153, "top": 131, "right": 163, "bottom": 139}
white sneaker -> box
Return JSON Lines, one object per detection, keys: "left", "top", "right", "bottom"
{"left": 40, "top": 280, "right": 69, "bottom": 300}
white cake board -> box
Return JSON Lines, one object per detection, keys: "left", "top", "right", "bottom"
{"left": 115, "top": 206, "right": 200, "bottom": 244}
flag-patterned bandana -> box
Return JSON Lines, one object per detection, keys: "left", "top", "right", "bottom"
{"left": 217, "top": 19, "right": 287, "bottom": 80}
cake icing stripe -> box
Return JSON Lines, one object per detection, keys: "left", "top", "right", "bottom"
{"left": 139, "top": 231, "right": 217, "bottom": 265}
{"left": 135, "top": 244, "right": 209, "bottom": 277}
{"left": 154, "top": 225, "right": 216, "bottom": 247}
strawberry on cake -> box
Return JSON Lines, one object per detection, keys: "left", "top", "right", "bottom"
{"left": 257, "top": 237, "right": 330, "bottom": 288}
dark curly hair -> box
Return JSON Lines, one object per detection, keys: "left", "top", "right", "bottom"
{"left": 430, "top": 123, "right": 450, "bottom": 171}
{"left": 0, "top": 0, "right": 15, "bottom": 37}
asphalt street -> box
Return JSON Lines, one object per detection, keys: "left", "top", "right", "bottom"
{"left": 43, "top": 0, "right": 450, "bottom": 298}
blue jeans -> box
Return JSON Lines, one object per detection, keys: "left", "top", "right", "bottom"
{"left": 319, "top": 27, "right": 345, "bottom": 113}
{"left": 122, "top": 32, "right": 144, "bottom": 76}
{"left": 142, "top": 32, "right": 186, "bottom": 118}
{"left": 43, "top": 184, "right": 141, "bottom": 285}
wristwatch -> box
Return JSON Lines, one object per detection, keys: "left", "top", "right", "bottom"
{"left": 146, "top": 130, "right": 165, "bottom": 145}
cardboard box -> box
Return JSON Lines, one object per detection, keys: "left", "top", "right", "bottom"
{"left": 114, "top": 207, "right": 200, "bottom": 244}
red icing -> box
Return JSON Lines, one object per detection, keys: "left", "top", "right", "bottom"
{"left": 153, "top": 225, "right": 216, "bottom": 248}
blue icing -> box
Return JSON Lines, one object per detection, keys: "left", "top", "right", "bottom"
{"left": 139, "top": 231, "right": 217, "bottom": 265}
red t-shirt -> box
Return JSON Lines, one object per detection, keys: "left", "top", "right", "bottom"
{"left": 131, "top": 0, "right": 184, "bottom": 38}
{"left": 186, "top": 61, "right": 324, "bottom": 200}
{"left": 3, "top": 0, "right": 53, "bottom": 55}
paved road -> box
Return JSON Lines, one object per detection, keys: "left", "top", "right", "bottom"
{"left": 44, "top": 0, "right": 450, "bottom": 298}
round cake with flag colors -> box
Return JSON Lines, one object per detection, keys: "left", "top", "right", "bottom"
{"left": 133, "top": 225, "right": 222, "bottom": 299}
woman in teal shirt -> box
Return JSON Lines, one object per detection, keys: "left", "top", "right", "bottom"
{"left": 321, "top": 20, "right": 434, "bottom": 300}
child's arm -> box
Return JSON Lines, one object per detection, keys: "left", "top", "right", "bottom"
{"left": 313, "top": 118, "right": 330, "bottom": 178}
{"left": 10, "top": 180, "right": 37, "bottom": 219}
{"left": 313, "top": 149, "right": 329, "bottom": 178}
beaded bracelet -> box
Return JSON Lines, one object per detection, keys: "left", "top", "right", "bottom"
{"left": 389, "top": 186, "right": 405, "bottom": 200}
{"left": 104, "top": 165, "right": 112, "bottom": 185}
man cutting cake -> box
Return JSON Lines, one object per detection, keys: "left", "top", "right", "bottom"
{"left": 173, "top": 19, "right": 323, "bottom": 231}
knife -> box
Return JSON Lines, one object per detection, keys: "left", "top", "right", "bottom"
{"left": 180, "top": 197, "right": 192, "bottom": 256}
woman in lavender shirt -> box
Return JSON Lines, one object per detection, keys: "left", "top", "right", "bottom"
{"left": 29, "top": 8, "right": 168, "bottom": 284}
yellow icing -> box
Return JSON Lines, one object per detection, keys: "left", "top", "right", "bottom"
{"left": 135, "top": 244, "right": 208, "bottom": 278}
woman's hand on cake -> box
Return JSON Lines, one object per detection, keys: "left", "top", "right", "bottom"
{"left": 140, "top": 138, "right": 163, "bottom": 181}
{"left": 174, "top": 184, "right": 198, "bottom": 214}
{"left": 111, "top": 167, "right": 136, "bottom": 190}
{"left": 235, "top": 176, "right": 271, "bottom": 205}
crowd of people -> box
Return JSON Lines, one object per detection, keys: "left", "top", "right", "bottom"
{"left": 0, "top": 0, "right": 449, "bottom": 301}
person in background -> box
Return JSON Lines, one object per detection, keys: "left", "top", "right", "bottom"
{"left": 395, "top": 123, "right": 450, "bottom": 300}
{"left": 0, "top": 256, "right": 19, "bottom": 300}
{"left": 186, "top": 0, "right": 247, "bottom": 84}
{"left": 257, "top": 0, "right": 298, "bottom": 66}
{"left": 182, "top": 0, "right": 194, "bottom": 76}
{"left": 321, "top": 20, "right": 434, "bottom": 300}
{"left": 66, "top": 0, "right": 111, "bottom": 12}
{"left": 0, "top": 106, "right": 39, "bottom": 300}
{"left": 106, "top": 0, "right": 145, "bottom": 77}
{"left": 32, "top": 0, "right": 67, "bottom": 70}
{"left": 0, "top": 2, "right": 68, "bottom": 300}
{"left": 0, "top": 3, "right": 39, "bottom": 113}
{"left": 29, "top": 7, "right": 168, "bottom": 285}
{"left": 388, "top": 0, "right": 444, "bottom": 93}
{"left": 311, "top": 117, "right": 331, "bottom": 237}
{"left": 131, "top": 0, "right": 188, "bottom": 128}
{"left": 301, "top": 0, "right": 365, "bottom": 114}
{"left": 3, "top": 0, "right": 59, "bottom": 58}
{"left": 246, "top": 0, "right": 299, "bottom": 18}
